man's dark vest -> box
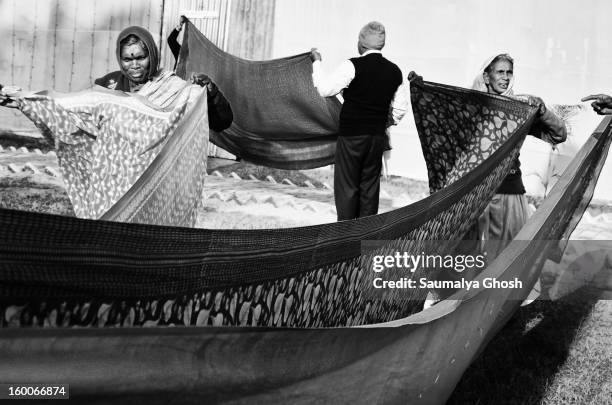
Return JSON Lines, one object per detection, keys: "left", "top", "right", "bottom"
{"left": 339, "top": 52, "right": 402, "bottom": 136}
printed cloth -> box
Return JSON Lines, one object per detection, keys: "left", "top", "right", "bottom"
{"left": 17, "top": 71, "right": 207, "bottom": 225}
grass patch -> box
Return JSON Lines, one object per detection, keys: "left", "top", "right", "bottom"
{"left": 0, "top": 132, "right": 54, "bottom": 153}
{"left": 447, "top": 288, "right": 612, "bottom": 404}
{"left": 0, "top": 177, "right": 73, "bottom": 216}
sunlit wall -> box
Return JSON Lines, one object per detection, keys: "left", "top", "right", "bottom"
{"left": 273, "top": 0, "right": 612, "bottom": 199}
{"left": 274, "top": 0, "right": 612, "bottom": 103}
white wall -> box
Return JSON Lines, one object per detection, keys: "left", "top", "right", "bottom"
{"left": 272, "top": 0, "right": 612, "bottom": 200}
{"left": 273, "top": 0, "right": 612, "bottom": 103}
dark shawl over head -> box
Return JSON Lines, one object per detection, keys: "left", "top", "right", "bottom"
{"left": 176, "top": 21, "right": 341, "bottom": 169}
{"left": 116, "top": 26, "right": 161, "bottom": 81}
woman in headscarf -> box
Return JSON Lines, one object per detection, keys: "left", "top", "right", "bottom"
{"left": 472, "top": 53, "right": 515, "bottom": 97}
{"left": 473, "top": 53, "right": 567, "bottom": 259}
{"left": 0, "top": 26, "right": 228, "bottom": 222}
{"left": 95, "top": 25, "right": 233, "bottom": 131}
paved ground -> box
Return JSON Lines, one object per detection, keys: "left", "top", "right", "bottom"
{"left": 0, "top": 147, "right": 417, "bottom": 228}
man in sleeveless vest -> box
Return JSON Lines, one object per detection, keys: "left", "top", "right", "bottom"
{"left": 311, "top": 22, "right": 406, "bottom": 221}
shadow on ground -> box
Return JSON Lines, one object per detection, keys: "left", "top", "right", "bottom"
{"left": 0, "top": 132, "right": 53, "bottom": 153}
{"left": 447, "top": 286, "right": 604, "bottom": 404}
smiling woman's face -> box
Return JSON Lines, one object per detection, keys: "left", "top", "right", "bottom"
{"left": 120, "top": 42, "right": 150, "bottom": 85}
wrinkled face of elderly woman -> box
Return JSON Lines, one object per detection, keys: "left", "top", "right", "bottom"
{"left": 484, "top": 59, "right": 513, "bottom": 95}
{"left": 120, "top": 38, "right": 150, "bottom": 85}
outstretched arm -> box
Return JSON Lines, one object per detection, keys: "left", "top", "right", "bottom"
{"left": 0, "top": 86, "right": 58, "bottom": 145}
{"left": 527, "top": 96, "right": 567, "bottom": 145}
{"left": 310, "top": 48, "right": 355, "bottom": 97}
{"left": 168, "top": 16, "right": 187, "bottom": 63}
{"left": 581, "top": 94, "right": 612, "bottom": 115}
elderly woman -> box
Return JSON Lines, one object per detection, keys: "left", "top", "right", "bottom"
{"left": 473, "top": 53, "right": 567, "bottom": 258}
{"left": 95, "top": 25, "right": 232, "bottom": 131}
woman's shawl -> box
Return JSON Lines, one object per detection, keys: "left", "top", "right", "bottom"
{"left": 17, "top": 72, "right": 207, "bottom": 224}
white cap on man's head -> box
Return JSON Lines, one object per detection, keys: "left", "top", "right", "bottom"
{"left": 358, "top": 21, "right": 385, "bottom": 51}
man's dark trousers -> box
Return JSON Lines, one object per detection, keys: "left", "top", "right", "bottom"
{"left": 334, "top": 134, "right": 386, "bottom": 221}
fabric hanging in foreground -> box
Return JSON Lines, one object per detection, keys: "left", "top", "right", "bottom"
{"left": 1, "top": 119, "right": 609, "bottom": 405}
{"left": 16, "top": 83, "right": 209, "bottom": 227}
{"left": 0, "top": 78, "right": 537, "bottom": 329}
{"left": 176, "top": 21, "right": 342, "bottom": 169}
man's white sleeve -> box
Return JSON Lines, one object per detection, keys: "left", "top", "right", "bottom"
{"left": 312, "top": 59, "right": 355, "bottom": 97}
{"left": 389, "top": 82, "right": 411, "bottom": 126}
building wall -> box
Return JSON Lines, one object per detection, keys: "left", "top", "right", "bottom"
{"left": 0, "top": 0, "right": 276, "bottom": 92}
{"left": 0, "top": 0, "right": 275, "bottom": 131}
{"left": 160, "top": 0, "right": 234, "bottom": 70}
{"left": 272, "top": 0, "right": 612, "bottom": 103}
{"left": 0, "top": 0, "right": 163, "bottom": 93}
{"left": 0, "top": 0, "right": 164, "bottom": 132}
{"left": 226, "top": 0, "right": 275, "bottom": 60}
{"left": 162, "top": 0, "right": 276, "bottom": 64}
